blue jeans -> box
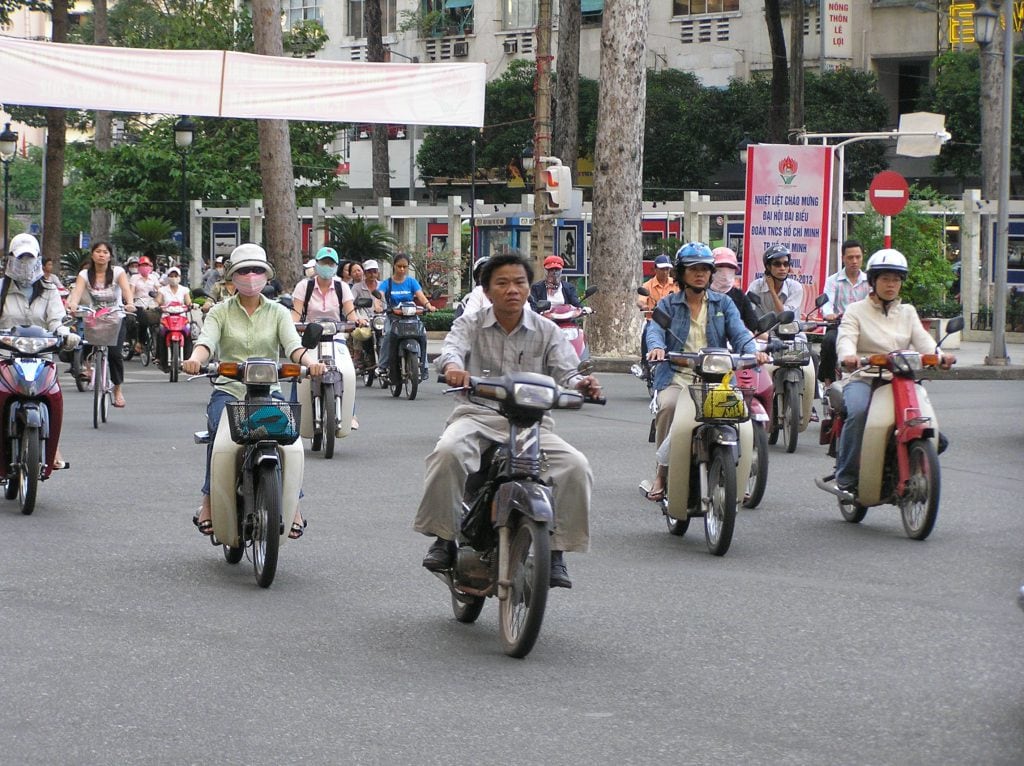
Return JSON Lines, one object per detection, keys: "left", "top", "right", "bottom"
{"left": 201, "top": 389, "right": 285, "bottom": 495}
{"left": 835, "top": 380, "right": 872, "bottom": 491}
{"left": 379, "top": 318, "right": 427, "bottom": 377}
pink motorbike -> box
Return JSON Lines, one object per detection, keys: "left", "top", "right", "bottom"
{"left": 540, "top": 286, "right": 598, "bottom": 361}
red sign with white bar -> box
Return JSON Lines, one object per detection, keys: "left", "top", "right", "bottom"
{"left": 868, "top": 171, "right": 910, "bottom": 217}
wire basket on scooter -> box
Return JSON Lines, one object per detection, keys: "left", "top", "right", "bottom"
{"left": 689, "top": 382, "right": 751, "bottom": 423}
{"left": 225, "top": 401, "right": 302, "bottom": 445}
{"left": 82, "top": 311, "right": 124, "bottom": 347}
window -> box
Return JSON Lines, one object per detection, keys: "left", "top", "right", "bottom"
{"left": 286, "top": 0, "right": 322, "bottom": 28}
{"left": 503, "top": 0, "right": 536, "bottom": 29}
{"left": 347, "top": 0, "right": 398, "bottom": 38}
{"left": 672, "top": 0, "right": 739, "bottom": 16}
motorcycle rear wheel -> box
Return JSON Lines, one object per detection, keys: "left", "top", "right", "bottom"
{"left": 499, "top": 518, "right": 550, "bottom": 658}
{"left": 743, "top": 424, "right": 769, "bottom": 509}
{"left": 18, "top": 427, "right": 40, "bottom": 516}
{"left": 252, "top": 464, "right": 282, "bottom": 588}
{"left": 322, "top": 385, "right": 337, "bottom": 459}
{"left": 782, "top": 379, "right": 800, "bottom": 453}
{"left": 704, "top": 447, "right": 737, "bottom": 556}
{"left": 404, "top": 350, "right": 419, "bottom": 400}
{"left": 899, "top": 438, "right": 940, "bottom": 540}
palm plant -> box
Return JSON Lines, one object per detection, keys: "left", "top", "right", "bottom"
{"left": 327, "top": 216, "right": 397, "bottom": 264}
{"left": 111, "top": 216, "right": 181, "bottom": 268}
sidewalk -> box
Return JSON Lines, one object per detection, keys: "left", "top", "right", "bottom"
{"left": 427, "top": 333, "right": 1024, "bottom": 380}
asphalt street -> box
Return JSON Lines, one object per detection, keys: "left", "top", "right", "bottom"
{"left": 1, "top": 360, "right": 1022, "bottom": 765}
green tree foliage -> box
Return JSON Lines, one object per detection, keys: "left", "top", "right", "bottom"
{"left": 327, "top": 216, "right": 397, "bottom": 263}
{"left": 6, "top": 147, "right": 91, "bottom": 242}
{"left": 110, "top": 216, "right": 179, "bottom": 262}
{"left": 643, "top": 70, "right": 716, "bottom": 199}
{"left": 921, "top": 49, "right": 1024, "bottom": 182}
{"left": 850, "top": 188, "right": 957, "bottom": 312}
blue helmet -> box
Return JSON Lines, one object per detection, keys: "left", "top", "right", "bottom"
{"left": 675, "top": 242, "right": 715, "bottom": 270}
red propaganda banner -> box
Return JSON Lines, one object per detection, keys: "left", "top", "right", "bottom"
{"left": 741, "top": 144, "right": 834, "bottom": 316}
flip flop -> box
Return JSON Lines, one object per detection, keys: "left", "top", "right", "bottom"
{"left": 112, "top": 398, "right": 126, "bottom": 408}
{"left": 289, "top": 519, "right": 308, "bottom": 539}
{"left": 52, "top": 460, "right": 70, "bottom": 470}
{"left": 192, "top": 515, "right": 214, "bottom": 536}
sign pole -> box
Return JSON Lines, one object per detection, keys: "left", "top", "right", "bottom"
{"left": 883, "top": 215, "right": 891, "bottom": 249}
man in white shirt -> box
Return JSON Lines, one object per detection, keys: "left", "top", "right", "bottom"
{"left": 818, "top": 239, "right": 870, "bottom": 384}
{"left": 746, "top": 244, "right": 804, "bottom": 317}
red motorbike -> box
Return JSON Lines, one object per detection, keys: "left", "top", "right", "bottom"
{"left": 734, "top": 358, "right": 774, "bottom": 509}
{"left": 815, "top": 316, "right": 963, "bottom": 540}
{"left": 160, "top": 302, "right": 190, "bottom": 383}
{"left": 540, "top": 286, "right": 598, "bottom": 361}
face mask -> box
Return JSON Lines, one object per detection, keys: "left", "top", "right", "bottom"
{"left": 138, "top": 265, "right": 153, "bottom": 277}
{"left": 232, "top": 272, "right": 268, "bottom": 297}
{"left": 128, "top": 267, "right": 139, "bottom": 276}
{"left": 315, "top": 263, "right": 338, "bottom": 280}
{"left": 7, "top": 255, "right": 40, "bottom": 285}
{"left": 168, "top": 276, "right": 181, "bottom": 287}
{"left": 710, "top": 270, "right": 734, "bottom": 294}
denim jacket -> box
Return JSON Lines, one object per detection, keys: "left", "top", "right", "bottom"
{"left": 645, "top": 290, "right": 756, "bottom": 392}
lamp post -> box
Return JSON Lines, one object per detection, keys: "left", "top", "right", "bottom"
{"left": 973, "top": 0, "right": 1011, "bottom": 365}
{"left": 469, "top": 137, "right": 476, "bottom": 285}
{"left": 0, "top": 123, "right": 18, "bottom": 256}
{"left": 173, "top": 116, "right": 194, "bottom": 276}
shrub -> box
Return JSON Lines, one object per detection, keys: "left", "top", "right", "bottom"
{"left": 422, "top": 309, "right": 455, "bottom": 332}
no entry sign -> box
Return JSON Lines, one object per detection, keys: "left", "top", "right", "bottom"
{"left": 868, "top": 171, "right": 910, "bottom": 217}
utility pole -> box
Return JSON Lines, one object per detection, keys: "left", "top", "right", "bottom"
{"left": 530, "top": 0, "right": 554, "bottom": 274}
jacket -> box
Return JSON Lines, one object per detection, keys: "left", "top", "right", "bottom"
{"left": 529, "top": 279, "right": 581, "bottom": 309}
{"left": 645, "top": 289, "right": 756, "bottom": 392}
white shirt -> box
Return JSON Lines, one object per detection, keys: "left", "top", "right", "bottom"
{"left": 158, "top": 284, "right": 191, "bottom": 306}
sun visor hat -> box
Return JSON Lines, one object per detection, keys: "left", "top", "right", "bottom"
{"left": 225, "top": 243, "right": 276, "bottom": 280}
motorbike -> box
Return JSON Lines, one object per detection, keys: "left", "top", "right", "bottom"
{"left": 0, "top": 325, "right": 69, "bottom": 515}
{"left": 378, "top": 301, "right": 427, "bottom": 400}
{"left": 293, "top": 307, "right": 368, "bottom": 459}
{"left": 630, "top": 286, "right": 656, "bottom": 398}
{"left": 540, "top": 286, "right": 598, "bottom": 361}
{"left": 762, "top": 306, "right": 820, "bottom": 455}
{"left": 639, "top": 306, "right": 770, "bottom": 556}
{"left": 353, "top": 301, "right": 387, "bottom": 389}
{"left": 815, "top": 316, "right": 963, "bottom": 540}
{"left": 191, "top": 324, "right": 321, "bottom": 588}
{"left": 159, "top": 302, "right": 190, "bottom": 383}
{"left": 431, "top": 369, "right": 605, "bottom": 658}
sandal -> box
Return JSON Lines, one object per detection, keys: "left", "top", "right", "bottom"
{"left": 112, "top": 394, "right": 127, "bottom": 408}
{"left": 51, "top": 460, "right": 70, "bottom": 470}
{"left": 289, "top": 519, "right": 308, "bottom": 539}
{"left": 192, "top": 514, "right": 214, "bottom": 536}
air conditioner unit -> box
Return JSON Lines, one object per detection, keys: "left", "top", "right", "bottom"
{"left": 452, "top": 41, "right": 469, "bottom": 57}
{"left": 503, "top": 39, "right": 518, "bottom": 54}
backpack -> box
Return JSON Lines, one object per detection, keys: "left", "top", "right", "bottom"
{"left": 298, "top": 277, "right": 347, "bottom": 323}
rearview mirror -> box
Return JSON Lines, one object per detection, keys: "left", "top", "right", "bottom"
{"left": 354, "top": 297, "right": 373, "bottom": 309}
{"left": 636, "top": 286, "right": 650, "bottom": 297}
{"left": 746, "top": 292, "right": 761, "bottom": 308}
{"left": 583, "top": 286, "right": 599, "bottom": 299}
{"left": 814, "top": 293, "right": 829, "bottom": 308}
{"left": 535, "top": 300, "right": 551, "bottom": 312}
{"left": 191, "top": 287, "right": 207, "bottom": 300}
{"left": 755, "top": 311, "right": 778, "bottom": 334}
{"left": 652, "top": 305, "right": 672, "bottom": 330}
{"left": 301, "top": 323, "right": 323, "bottom": 349}
{"left": 776, "top": 310, "right": 795, "bottom": 325}
{"left": 943, "top": 315, "right": 964, "bottom": 335}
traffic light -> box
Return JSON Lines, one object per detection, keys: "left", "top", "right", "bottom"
{"left": 540, "top": 162, "right": 573, "bottom": 213}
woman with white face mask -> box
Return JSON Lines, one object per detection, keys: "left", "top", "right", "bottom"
{"left": 154, "top": 266, "right": 193, "bottom": 372}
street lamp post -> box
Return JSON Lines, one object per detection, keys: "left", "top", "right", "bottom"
{"left": 0, "top": 123, "right": 18, "bottom": 256}
{"left": 469, "top": 137, "right": 476, "bottom": 285}
{"left": 973, "top": 0, "right": 1011, "bottom": 365}
{"left": 173, "top": 116, "right": 194, "bottom": 277}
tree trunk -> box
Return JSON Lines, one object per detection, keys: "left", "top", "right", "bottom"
{"left": 588, "top": 0, "right": 650, "bottom": 357}
{"left": 91, "top": 0, "right": 112, "bottom": 242}
{"left": 43, "top": 0, "right": 69, "bottom": 264}
{"left": 979, "top": 29, "right": 1004, "bottom": 288}
{"left": 788, "top": 0, "right": 804, "bottom": 134}
{"left": 553, "top": 0, "right": 581, "bottom": 180}
{"left": 251, "top": 0, "right": 301, "bottom": 289}
{"left": 365, "top": 0, "right": 391, "bottom": 201}
{"left": 764, "top": 0, "right": 789, "bottom": 144}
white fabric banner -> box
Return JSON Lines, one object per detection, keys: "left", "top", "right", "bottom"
{"left": 0, "top": 36, "right": 485, "bottom": 127}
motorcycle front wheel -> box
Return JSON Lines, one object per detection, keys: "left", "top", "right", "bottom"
{"left": 499, "top": 518, "right": 550, "bottom": 658}
{"left": 839, "top": 497, "right": 868, "bottom": 524}
{"left": 18, "top": 426, "right": 40, "bottom": 515}
{"left": 743, "top": 424, "right": 769, "bottom": 509}
{"left": 252, "top": 464, "right": 282, "bottom": 588}
{"left": 169, "top": 341, "right": 180, "bottom": 383}
{"left": 899, "top": 438, "right": 940, "bottom": 540}
{"left": 73, "top": 349, "right": 88, "bottom": 393}
{"left": 404, "top": 350, "right": 419, "bottom": 401}
{"left": 322, "top": 384, "right": 337, "bottom": 459}
{"left": 223, "top": 544, "right": 244, "bottom": 564}
{"left": 704, "top": 447, "right": 737, "bottom": 556}
{"left": 782, "top": 379, "right": 801, "bottom": 453}
{"left": 389, "top": 354, "right": 403, "bottom": 398}
{"left": 452, "top": 590, "right": 485, "bottom": 623}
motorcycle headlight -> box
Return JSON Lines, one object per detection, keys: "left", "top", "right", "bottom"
{"left": 2, "top": 335, "right": 58, "bottom": 355}
{"left": 512, "top": 382, "right": 556, "bottom": 409}
{"left": 700, "top": 353, "right": 735, "bottom": 376}
{"left": 891, "top": 351, "right": 922, "bottom": 373}
{"left": 243, "top": 360, "right": 279, "bottom": 385}
{"left": 372, "top": 316, "right": 386, "bottom": 331}
{"left": 400, "top": 304, "right": 417, "bottom": 316}
{"left": 776, "top": 321, "right": 801, "bottom": 337}
{"left": 317, "top": 322, "right": 338, "bottom": 336}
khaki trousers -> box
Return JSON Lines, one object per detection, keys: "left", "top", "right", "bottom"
{"left": 413, "top": 406, "right": 591, "bottom": 552}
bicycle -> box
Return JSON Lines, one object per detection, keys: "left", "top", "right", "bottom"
{"left": 78, "top": 307, "right": 124, "bottom": 429}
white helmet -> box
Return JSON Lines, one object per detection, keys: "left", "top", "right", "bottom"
{"left": 9, "top": 233, "right": 40, "bottom": 258}
{"left": 866, "top": 248, "right": 908, "bottom": 287}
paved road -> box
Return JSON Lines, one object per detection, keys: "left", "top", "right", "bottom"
{"left": 1, "top": 362, "right": 1022, "bottom": 765}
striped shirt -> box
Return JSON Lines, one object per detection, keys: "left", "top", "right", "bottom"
{"left": 821, "top": 269, "right": 870, "bottom": 316}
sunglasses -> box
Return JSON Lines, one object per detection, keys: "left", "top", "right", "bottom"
{"left": 235, "top": 266, "right": 267, "bottom": 275}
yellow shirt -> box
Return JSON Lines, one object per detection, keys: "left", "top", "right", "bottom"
{"left": 683, "top": 295, "right": 708, "bottom": 353}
